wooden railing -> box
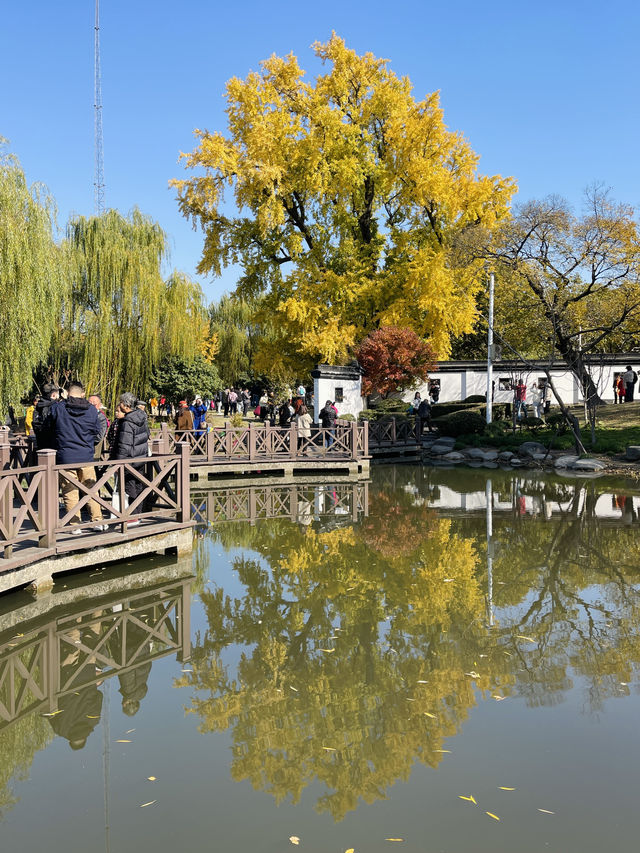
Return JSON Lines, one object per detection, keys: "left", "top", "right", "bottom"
{"left": 367, "top": 417, "right": 426, "bottom": 448}
{"left": 0, "top": 575, "right": 191, "bottom": 732}
{"left": 191, "top": 481, "right": 369, "bottom": 526}
{"left": 151, "top": 419, "right": 369, "bottom": 463}
{"left": 0, "top": 436, "right": 192, "bottom": 574}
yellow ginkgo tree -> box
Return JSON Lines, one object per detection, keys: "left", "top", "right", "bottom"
{"left": 172, "top": 34, "right": 515, "bottom": 374}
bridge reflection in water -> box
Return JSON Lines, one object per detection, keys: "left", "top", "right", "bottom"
{"left": 191, "top": 481, "right": 369, "bottom": 527}
{"left": 0, "top": 562, "right": 192, "bottom": 742}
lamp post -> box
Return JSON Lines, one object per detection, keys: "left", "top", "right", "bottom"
{"left": 486, "top": 270, "right": 495, "bottom": 424}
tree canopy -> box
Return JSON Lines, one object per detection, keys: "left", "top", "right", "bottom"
{"left": 55, "top": 210, "right": 207, "bottom": 410}
{"left": 0, "top": 142, "right": 68, "bottom": 413}
{"left": 356, "top": 325, "right": 436, "bottom": 396}
{"left": 173, "top": 35, "right": 515, "bottom": 374}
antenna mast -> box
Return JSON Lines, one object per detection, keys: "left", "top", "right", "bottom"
{"left": 94, "top": 0, "right": 105, "bottom": 213}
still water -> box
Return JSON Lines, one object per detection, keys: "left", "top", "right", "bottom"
{"left": 2, "top": 465, "right": 640, "bottom": 853}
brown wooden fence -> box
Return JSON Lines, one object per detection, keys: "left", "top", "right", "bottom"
{"left": 367, "top": 417, "right": 426, "bottom": 448}
{"left": 0, "top": 436, "right": 192, "bottom": 574}
{"left": 151, "top": 419, "right": 369, "bottom": 463}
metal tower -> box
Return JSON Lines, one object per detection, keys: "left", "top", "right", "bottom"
{"left": 94, "top": 0, "right": 105, "bottom": 213}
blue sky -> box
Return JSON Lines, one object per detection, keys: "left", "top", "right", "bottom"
{"left": 2, "top": 0, "right": 638, "bottom": 303}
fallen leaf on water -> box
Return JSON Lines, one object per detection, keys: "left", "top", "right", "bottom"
{"left": 12, "top": 633, "right": 24, "bottom": 638}
{"left": 485, "top": 812, "right": 500, "bottom": 821}
{"left": 289, "top": 686, "right": 298, "bottom": 692}
{"left": 503, "top": 651, "right": 512, "bottom": 657}
{"left": 42, "top": 710, "right": 63, "bottom": 717}
{"left": 385, "top": 839, "right": 404, "bottom": 843}
{"left": 289, "top": 837, "right": 300, "bottom": 846}
{"left": 126, "top": 728, "right": 136, "bottom": 734}
{"left": 345, "top": 849, "right": 355, "bottom": 853}
{"left": 346, "top": 586, "right": 356, "bottom": 591}
{"left": 319, "top": 648, "right": 335, "bottom": 653}
{"left": 492, "top": 695, "right": 506, "bottom": 701}
{"left": 465, "top": 671, "right": 480, "bottom": 678}
{"left": 459, "top": 794, "right": 477, "bottom": 804}
{"left": 322, "top": 746, "right": 336, "bottom": 751}
{"left": 434, "top": 749, "right": 451, "bottom": 753}
{"left": 417, "top": 680, "right": 428, "bottom": 684}
{"left": 140, "top": 800, "right": 156, "bottom": 808}
{"left": 86, "top": 715, "right": 100, "bottom": 719}
{"left": 116, "top": 739, "right": 131, "bottom": 743}
{"left": 147, "top": 776, "right": 156, "bottom": 781}
{"left": 516, "top": 635, "right": 535, "bottom": 643}
{"left": 537, "top": 808, "right": 555, "bottom": 814}
{"left": 423, "top": 712, "right": 436, "bottom": 718}
{"left": 498, "top": 786, "right": 515, "bottom": 791}
{"left": 443, "top": 578, "right": 454, "bottom": 583}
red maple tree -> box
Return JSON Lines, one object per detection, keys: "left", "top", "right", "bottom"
{"left": 356, "top": 326, "right": 436, "bottom": 396}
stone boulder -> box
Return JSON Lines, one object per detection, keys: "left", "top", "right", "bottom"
{"left": 465, "top": 448, "right": 487, "bottom": 460}
{"left": 443, "top": 451, "right": 466, "bottom": 463}
{"left": 626, "top": 446, "right": 640, "bottom": 462}
{"left": 518, "top": 441, "right": 547, "bottom": 457}
{"left": 554, "top": 454, "right": 580, "bottom": 468}
{"left": 571, "top": 458, "right": 606, "bottom": 472}
{"left": 430, "top": 442, "right": 455, "bottom": 456}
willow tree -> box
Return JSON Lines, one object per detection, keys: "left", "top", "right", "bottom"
{"left": 0, "top": 142, "right": 68, "bottom": 413}
{"left": 60, "top": 210, "right": 205, "bottom": 410}
{"left": 173, "top": 35, "right": 515, "bottom": 374}
{"left": 208, "top": 294, "right": 261, "bottom": 385}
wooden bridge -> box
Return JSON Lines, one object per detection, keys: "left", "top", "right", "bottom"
{"left": 0, "top": 560, "right": 192, "bottom": 734}
{"left": 151, "top": 420, "right": 370, "bottom": 480}
{"left": 0, "top": 431, "right": 193, "bottom": 593}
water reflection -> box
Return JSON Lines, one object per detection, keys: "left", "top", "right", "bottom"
{"left": 183, "top": 470, "right": 640, "bottom": 820}
{"left": 0, "top": 561, "right": 192, "bottom": 815}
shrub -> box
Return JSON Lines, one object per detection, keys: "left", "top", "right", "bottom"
{"left": 339, "top": 413, "right": 356, "bottom": 421}
{"left": 432, "top": 410, "right": 487, "bottom": 437}
{"left": 464, "top": 394, "right": 486, "bottom": 403}
{"left": 370, "top": 398, "right": 412, "bottom": 414}
{"left": 229, "top": 412, "right": 244, "bottom": 428}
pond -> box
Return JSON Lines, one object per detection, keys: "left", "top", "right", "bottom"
{"left": 2, "top": 464, "right": 640, "bottom": 853}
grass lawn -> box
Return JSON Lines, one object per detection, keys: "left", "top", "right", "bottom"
{"left": 459, "top": 401, "right": 640, "bottom": 456}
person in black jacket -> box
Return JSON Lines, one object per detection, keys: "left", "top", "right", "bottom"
{"left": 319, "top": 400, "right": 337, "bottom": 447}
{"left": 110, "top": 391, "right": 150, "bottom": 522}
{"left": 32, "top": 382, "right": 60, "bottom": 449}
{"left": 49, "top": 381, "right": 104, "bottom": 533}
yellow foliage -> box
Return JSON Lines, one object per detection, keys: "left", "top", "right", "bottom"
{"left": 173, "top": 35, "right": 515, "bottom": 366}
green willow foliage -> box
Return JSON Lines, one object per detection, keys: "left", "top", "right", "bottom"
{"left": 208, "top": 294, "right": 257, "bottom": 386}
{"left": 59, "top": 210, "right": 205, "bottom": 411}
{"left": 0, "top": 143, "right": 68, "bottom": 413}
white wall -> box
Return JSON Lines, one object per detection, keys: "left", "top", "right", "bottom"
{"left": 313, "top": 375, "right": 364, "bottom": 422}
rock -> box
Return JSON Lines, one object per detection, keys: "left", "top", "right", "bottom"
{"left": 435, "top": 436, "right": 456, "bottom": 447}
{"left": 443, "top": 451, "right": 465, "bottom": 463}
{"left": 430, "top": 442, "right": 455, "bottom": 455}
{"left": 482, "top": 450, "right": 499, "bottom": 461}
{"left": 532, "top": 452, "right": 549, "bottom": 463}
{"left": 465, "top": 448, "right": 487, "bottom": 460}
{"left": 570, "top": 458, "right": 606, "bottom": 472}
{"left": 497, "top": 451, "right": 514, "bottom": 461}
{"left": 518, "top": 441, "right": 547, "bottom": 457}
{"left": 626, "top": 445, "right": 640, "bottom": 462}
{"left": 554, "top": 454, "right": 580, "bottom": 468}
{"left": 509, "top": 457, "right": 524, "bottom": 466}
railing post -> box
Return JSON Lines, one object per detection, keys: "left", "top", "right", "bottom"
{"left": 178, "top": 578, "right": 192, "bottom": 663}
{"left": 206, "top": 428, "right": 215, "bottom": 462}
{"left": 362, "top": 419, "right": 369, "bottom": 456}
{"left": 160, "top": 422, "right": 171, "bottom": 455}
{"left": 150, "top": 438, "right": 162, "bottom": 456}
{"left": 0, "top": 429, "right": 11, "bottom": 470}
{"left": 248, "top": 422, "right": 256, "bottom": 461}
{"left": 177, "top": 441, "right": 191, "bottom": 523}
{"left": 391, "top": 417, "right": 397, "bottom": 444}
{"left": 37, "top": 449, "right": 57, "bottom": 549}
{"left": 290, "top": 423, "right": 297, "bottom": 459}
{"left": 350, "top": 420, "right": 358, "bottom": 460}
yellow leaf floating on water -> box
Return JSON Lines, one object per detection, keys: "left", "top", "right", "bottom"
{"left": 423, "top": 712, "right": 436, "bottom": 718}
{"left": 289, "top": 837, "right": 300, "bottom": 846}
{"left": 345, "top": 849, "right": 355, "bottom": 853}
{"left": 486, "top": 812, "right": 500, "bottom": 821}
{"left": 140, "top": 800, "right": 156, "bottom": 808}
{"left": 538, "top": 809, "right": 555, "bottom": 814}
{"left": 385, "top": 839, "right": 404, "bottom": 843}
{"left": 86, "top": 715, "right": 100, "bottom": 719}
{"left": 498, "top": 787, "right": 515, "bottom": 791}
{"left": 434, "top": 749, "right": 451, "bottom": 753}
{"left": 459, "top": 795, "right": 477, "bottom": 804}
{"left": 417, "top": 680, "right": 428, "bottom": 684}
{"left": 116, "top": 739, "right": 131, "bottom": 743}
{"left": 492, "top": 695, "right": 506, "bottom": 701}
{"left": 126, "top": 728, "right": 136, "bottom": 734}
{"left": 147, "top": 776, "right": 156, "bottom": 781}
{"left": 43, "top": 710, "right": 63, "bottom": 717}
{"left": 319, "top": 648, "right": 335, "bottom": 653}
{"left": 322, "top": 746, "right": 336, "bottom": 751}
{"left": 516, "top": 635, "right": 535, "bottom": 643}
{"left": 289, "top": 686, "right": 298, "bottom": 692}
{"left": 465, "top": 671, "right": 480, "bottom": 678}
